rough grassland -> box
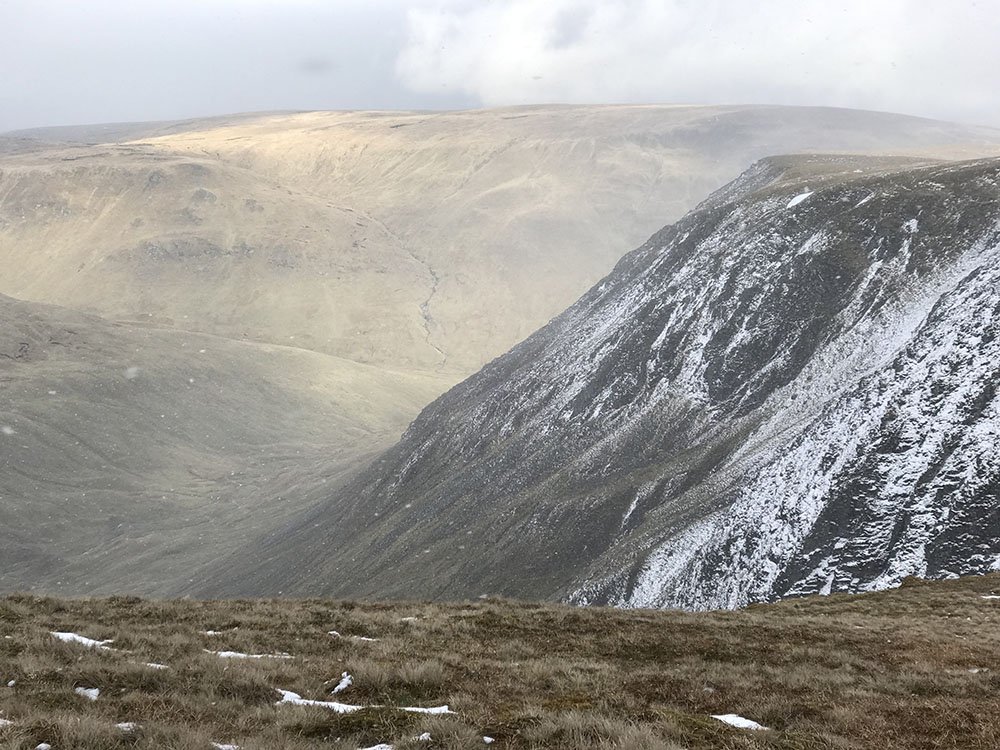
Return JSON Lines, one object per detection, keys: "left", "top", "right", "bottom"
{"left": 1, "top": 575, "right": 999, "bottom": 749}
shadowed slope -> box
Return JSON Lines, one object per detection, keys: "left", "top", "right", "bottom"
{"left": 0, "top": 294, "right": 446, "bottom": 595}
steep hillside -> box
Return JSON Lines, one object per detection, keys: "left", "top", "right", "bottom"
{"left": 5, "top": 105, "right": 1000, "bottom": 601}
{"left": 212, "top": 155, "right": 1000, "bottom": 607}
{"left": 2, "top": 575, "right": 1000, "bottom": 749}
{"left": 4, "top": 105, "right": 1000, "bottom": 378}
{"left": 0, "top": 294, "right": 445, "bottom": 595}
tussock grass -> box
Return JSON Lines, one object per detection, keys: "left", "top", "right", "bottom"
{"left": 1, "top": 575, "right": 1000, "bottom": 748}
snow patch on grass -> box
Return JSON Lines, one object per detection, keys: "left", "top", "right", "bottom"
{"left": 276, "top": 689, "right": 363, "bottom": 714}
{"left": 276, "top": 688, "right": 453, "bottom": 715}
{"left": 51, "top": 631, "right": 113, "bottom": 650}
{"left": 206, "top": 649, "right": 291, "bottom": 660}
{"left": 328, "top": 630, "right": 379, "bottom": 642}
{"left": 712, "top": 713, "right": 767, "bottom": 730}
{"left": 331, "top": 671, "right": 353, "bottom": 694}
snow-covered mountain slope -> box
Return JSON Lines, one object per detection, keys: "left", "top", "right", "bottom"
{"left": 202, "top": 154, "right": 1000, "bottom": 608}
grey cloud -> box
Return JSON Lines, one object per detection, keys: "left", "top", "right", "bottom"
{"left": 548, "top": 6, "right": 593, "bottom": 50}
{"left": 297, "top": 57, "right": 337, "bottom": 75}
{"left": 0, "top": 0, "right": 473, "bottom": 132}
{"left": 1, "top": 0, "right": 997, "bottom": 132}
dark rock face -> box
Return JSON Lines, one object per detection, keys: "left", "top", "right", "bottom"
{"left": 227, "top": 155, "right": 1000, "bottom": 609}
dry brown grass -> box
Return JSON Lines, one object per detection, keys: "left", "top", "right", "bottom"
{"left": 2, "top": 575, "right": 1000, "bottom": 749}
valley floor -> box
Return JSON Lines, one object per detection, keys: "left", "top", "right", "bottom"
{"left": 1, "top": 575, "right": 999, "bottom": 749}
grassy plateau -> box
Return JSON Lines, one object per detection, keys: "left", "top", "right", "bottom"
{"left": 1, "top": 574, "right": 999, "bottom": 749}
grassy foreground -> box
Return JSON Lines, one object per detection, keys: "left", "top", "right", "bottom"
{"left": 1, "top": 575, "right": 999, "bottom": 749}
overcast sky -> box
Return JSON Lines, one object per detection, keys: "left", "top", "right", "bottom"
{"left": 1, "top": 0, "right": 998, "bottom": 133}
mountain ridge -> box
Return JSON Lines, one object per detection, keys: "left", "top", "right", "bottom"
{"left": 202, "top": 153, "right": 1000, "bottom": 607}
{"left": 5, "top": 104, "right": 1000, "bottom": 600}
{"left": 5, "top": 104, "right": 1000, "bottom": 379}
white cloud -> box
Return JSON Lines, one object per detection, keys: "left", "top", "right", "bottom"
{"left": 396, "top": 0, "right": 1000, "bottom": 126}
{"left": 1, "top": 0, "right": 997, "bottom": 130}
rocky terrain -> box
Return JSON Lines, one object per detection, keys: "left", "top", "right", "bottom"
{"left": 215, "top": 154, "right": 1000, "bottom": 608}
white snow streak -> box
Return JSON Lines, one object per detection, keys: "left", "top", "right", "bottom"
{"left": 331, "top": 672, "right": 353, "bottom": 694}
{"left": 276, "top": 688, "right": 453, "bottom": 715}
{"left": 206, "top": 649, "right": 292, "bottom": 660}
{"left": 329, "top": 630, "right": 378, "bottom": 641}
{"left": 51, "top": 632, "right": 113, "bottom": 650}
{"left": 712, "top": 714, "right": 768, "bottom": 730}
{"left": 786, "top": 191, "right": 813, "bottom": 208}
